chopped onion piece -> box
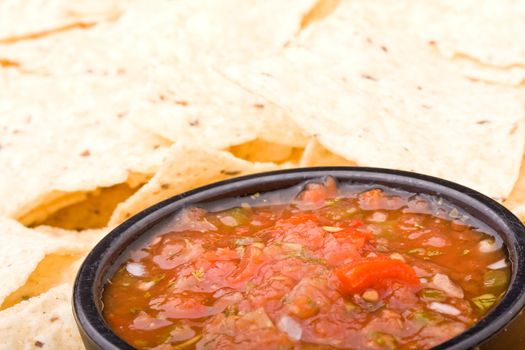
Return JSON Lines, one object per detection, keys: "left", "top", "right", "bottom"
{"left": 277, "top": 315, "right": 302, "bottom": 341}
{"left": 362, "top": 289, "right": 379, "bottom": 302}
{"left": 137, "top": 281, "right": 155, "bottom": 291}
{"left": 368, "top": 211, "right": 387, "bottom": 222}
{"left": 432, "top": 273, "right": 464, "bottom": 298}
{"left": 389, "top": 253, "right": 405, "bottom": 262}
{"left": 487, "top": 259, "right": 507, "bottom": 270}
{"left": 242, "top": 308, "right": 274, "bottom": 328}
{"left": 322, "top": 226, "right": 343, "bottom": 232}
{"left": 429, "top": 302, "right": 461, "bottom": 316}
{"left": 479, "top": 239, "right": 499, "bottom": 253}
{"left": 126, "top": 262, "right": 145, "bottom": 277}
{"left": 220, "top": 215, "right": 238, "bottom": 227}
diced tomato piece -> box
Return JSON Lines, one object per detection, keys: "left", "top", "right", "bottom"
{"left": 347, "top": 219, "right": 365, "bottom": 229}
{"left": 159, "top": 299, "right": 212, "bottom": 319}
{"left": 324, "top": 176, "right": 338, "bottom": 196}
{"left": 332, "top": 228, "right": 372, "bottom": 240}
{"left": 159, "top": 296, "right": 236, "bottom": 319}
{"left": 326, "top": 246, "right": 360, "bottom": 266}
{"left": 332, "top": 227, "right": 373, "bottom": 250}
{"left": 131, "top": 311, "right": 172, "bottom": 330}
{"left": 288, "top": 294, "right": 320, "bottom": 319}
{"left": 278, "top": 213, "right": 318, "bottom": 226}
{"left": 301, "top": 184, "right": 327, "bottom": 203}
{"left": 203, "top": 247, "right": 240, "bottom": 261}
{"left": 335, "top": 257, "right": 420, "bottom": 294}
{"left": 234, "top": 226, "right": 251, "bottom": 235}
{"left": 228, "top": 246, "right": 265, "bottom": 285}
{"left": 358, "top": 189, "right": 385, "bottom": 210}
{"left": 298, "top": 177, "right": 338, "bottom": 204}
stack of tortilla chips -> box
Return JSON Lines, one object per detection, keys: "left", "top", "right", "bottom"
{"left": 1, "top": 0, "right": 525, "bottom": 347}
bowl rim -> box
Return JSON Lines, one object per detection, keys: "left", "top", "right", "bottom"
{"left": 73, "top": 166, "right": 525, "bottom": 350}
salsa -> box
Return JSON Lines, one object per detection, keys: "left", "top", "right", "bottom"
{"left": 102, "top": 177, "right": 510, "bottom": 349}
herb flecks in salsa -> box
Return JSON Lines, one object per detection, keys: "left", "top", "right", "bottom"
{"left": 103, "top": 177, "right": 510, "bottom": 349}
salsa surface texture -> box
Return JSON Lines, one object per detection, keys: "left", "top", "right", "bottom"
{"left": 103, "top": 177, "right": 510, "bottom": 349}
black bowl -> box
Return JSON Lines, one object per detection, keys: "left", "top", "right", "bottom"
{"left": 73, "top": 167, "right": 525, "bottom": 350}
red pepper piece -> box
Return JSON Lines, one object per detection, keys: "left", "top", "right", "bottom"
{"left": 335, "top": 256, "right": 420, "bottom": 294}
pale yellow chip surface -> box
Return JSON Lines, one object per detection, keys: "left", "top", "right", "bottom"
{"left": 337, "top": 0, "right": 525, "bottom": 86}
{"left": 0, "top": 0, "right": 127, "bottom": 43}
{"left": 0, "top": 217, "right": 85, "bottom": 305}
{"left": 334, "top": 0, "right": 525, "bottom": 69}
{"left": 105, "top": 0, "right": 317, "bottom": 63}
{"left": 0, "top": 284, "right": 82, "bottom": 350}
{"left": 120, "top": 0, "right": 312, "bottom": 148}
{"left": 504, "top": 155, "right": 525, "bottom": 220}
{"left": 444, "top": 56, "right": 525, "bottom": 86}
{"left": 130, "top": 64, "right": 307, "bottom": 149}
{"left": 229, "top": 139, "right": 297, "bottom": 163}
{"left": 0, "top": 0, "right": 311, "bottom": 149}
{"left": 35, "top": 226, "right": 110, "bottom": 250}
{"left": 0, "top": 72, "right": 170, "bottom": 221}
{"left": 109, "top": 142, "right": 283, "bottom": 225}
{"left": 300, "top": 139, "right": 356, "bottom": 167}
{"left": 0, "top": 224, "right": 108, "bottom": 311}
{"left": 224, "top": 6, "right": 525, "bottom": 200}
{"left": 1, "top": 0, "right": 525, "bottom": 348}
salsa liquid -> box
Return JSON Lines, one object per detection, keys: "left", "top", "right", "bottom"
{"left": 103, "top": 177, "right": 510, "bottom": 349}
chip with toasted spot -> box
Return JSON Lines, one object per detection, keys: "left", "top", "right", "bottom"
{"left": 0, "top": 0, "right": 312, "bottom": 149}
{"left": 0, "top": 218, "right": 85, "bottom": 305}
{"left": 1, "top": 253, "right": 83, "bottom": 310}
{"left": 323, "top": 0, "right": 525, "bottom": 85}
{"left": 109, "top": 142, "right": 282, "bottom": 225}
{"left": 224, "top": 7, "right": 525, "bottom": 199}
{"left": 0, "top": 284, "right": 82, "bottom": 350}
{"left": 0, "top": 73, "right": 170, "bottom": 222}
{"left": 33, "top": 181, "right": 146, "bottom": 230}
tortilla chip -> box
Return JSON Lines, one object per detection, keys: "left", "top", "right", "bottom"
{"left": 1, "top": 253, "right": 82, "bottom": 310}
{"left": 35, "top": 226, "right": 110, "bottom": 253}
{"left": 300, "top": 139, "right": 356, "bottom": 167}
{"left": 34, "top": 181, "right": 145, "bottom": 230}
{"left": 1, "top": 1, "right": 312, "bottom": 149}
{"left": 109, "top": 142, "right": 282, "bottom": 225}
{"left": 229, "top": 139, "right": 297, "bottom": 163}
{"left": 0, "top": 218, "right": 85, "bottom": 305}
{"left": 0, "top": 72, "right": 170, "bottom": 221}
{"left": 0, "top": 19, "right": 149, "bottom": 77}
{"left": 18, "top": 192, "right": 90, "bottom": 227}
{"left": 300, "top": 0, "right": 341, "bottom": 29}
{"left": 504, "top": 155, "right": 525, "bottom": 218}
{"left": 0, "top": 284, "right": 82, "bottom": 350}
{"left": 120, "top": 0, "right": 314, "bottom": 148}
{"left": 444, "top": 56, "right": 525, "bottom": 86}
{"left": 329, "top": 0, "right": 525, "bottom": 70}
{"left": 0, "top": 0, "right": 122, "bottom": 43}
{"left": 1, "top": 223, "right": 108, "bottom": 311}
{"left": 105, "top": 0, "right": 317, "bottom": 63}
{"left": 129, "top": 65, "right": 299, "bottom": 149}
{"left": 224, "top": 7, "right": 525, "bottom": 199}
{"left": 509, "top": 205, "right": 525, "bottom": 223}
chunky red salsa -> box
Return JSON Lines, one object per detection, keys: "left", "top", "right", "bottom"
{"left": 103, "top": 177, "right": 510, "bottom": 349}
